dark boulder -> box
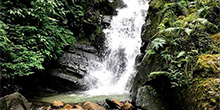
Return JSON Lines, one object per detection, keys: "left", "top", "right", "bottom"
{"left": 0, "top": 92, "right": 31, "bottom": 110}
{"left": 105, "top": 98, "right": 121, "bottom": 109}
{"left": 133, "top": 86, "right": 168, "bottom": 110}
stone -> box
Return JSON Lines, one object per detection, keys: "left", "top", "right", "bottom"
{"left": 122, "top": 102, "right": 132, "bottom": 110}
{"left": 186, "top": 78, "right": 220, "bottom": 110}
{"left": 49, "top": 69, "right": 89, "bottom": 90}
{"left": 83, "top": 102, "right": 106, "bottom": 110}
{"left": 134, "top": 86, "right": 167, "bottom": 110}
{"left": 58, "top": 108, "right": 80, "bottom": 110}
{"left": 75, "top": 43, "right": 98, "bottom": 53}
{"left": 63, "top": 104, "right": 73, "bottom": 109}
{"left": 0, "top": 92, "right": 31, "bottom": 110}
{"left": 79, "top": 64, "right": 87, "bottom": 71}
{"left": 43, "top": 106, "right": 51, "bottom": 110}
{"left": 105, "top": 98, "right": 121, "bottom": 109}
{"left": 113, "top": 100, "right": 123, "bottom": 107}
{"left": 51, "top": 100, "right": 64, "bottom": 108}
{"left": 75, "top": 105, "right": 84, "bottom": 110}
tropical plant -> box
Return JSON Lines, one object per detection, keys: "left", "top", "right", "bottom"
{"left": 145, "top": 0, "right": 219, "bottom": 87}
{"left": 0, "top": 0, "right": 76, "bottom": 78}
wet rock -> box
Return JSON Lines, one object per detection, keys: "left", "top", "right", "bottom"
{"left": 134, "top": 86, "right": 167, "bottom": 110}
{"left": 105, "top": 98, "right": 121, "bottom": 109}
{"left": 58, "top": 43, "right": 99, "bottom": 74}
{"left": 74, "top": 105, "right": 84, "bottom": 110}
{"left": 74, "top": 43, "right": 98, "bottom": 53}
{"left": 83, "top": 102, "right": 106, "bottom": 110}
{"left": 122, "top": 102, "right": 133, "bottom": 110}
{"left": 113, "top": 100, "right": 123, "bottom": 108}
{"left": 57, "top": 108, "right": 79, "bottom": 110}
{"left": 49, "top": 69, "right": 89, "bottom": 90}
{"left": 51, "top": 100, "right": 64, "bottom": 108}
{"left": 63, "top": 104, "right": 73, "bottom": 109}
{"left": 43, "top": 106, "right": 51, "bottom": 110}
{"left": 186, "top": 78, "right": 220, "bottom": 110}
{"left": 47, "top": 43, "right": 99, "bottom": 92}
{"left": 0, "top": 92, "right": 31, "bottom": 110}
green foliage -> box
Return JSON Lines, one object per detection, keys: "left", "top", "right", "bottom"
{"left": 0, "top": 0, "right": 111, "bottom": 78}
{"left": 148, "top": 71, "right": 169, "bottom": 81}
{"left": 151, "top": 38, "right": 166, "bottom": 50}
{"left": 0, "top": 0, "right": 79, "bottom": 78}
{"left": 145, "top": 0, "right": 220, "bottom": 87}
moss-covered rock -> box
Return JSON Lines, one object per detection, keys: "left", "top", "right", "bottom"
{"left": 186, "top": 78, "right": 220, "bottom": 110}
{"left": 210, "top": 33, "right": 220, "bottom": 53}
{"left": 132, "top": 0, "right": 220, "bottom": 109}
{"left": 194, "top": 54, "right": 220, "bottom": 77}
{"left": 141, "top": 0, "right": 171, "bottom": 43}
{"left": 134, "top": 85, "right": 169, "bottom": 110}
{"left": 211, "top": 33, "right": 220, "bottom": 43}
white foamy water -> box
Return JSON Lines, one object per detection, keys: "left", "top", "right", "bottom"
{"left": 85, "top": 0, "right": 150, "bottom": 96}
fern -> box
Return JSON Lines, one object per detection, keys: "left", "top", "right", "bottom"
{"left": 151, "top": 38, "right": 166, "bottom": 50}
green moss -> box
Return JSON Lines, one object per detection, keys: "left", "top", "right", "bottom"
{"left": 77, "top": 38, "right": 92, "bottom": 45}
{"left": 194, "top": 54, "right": 220, "bottom": 77}
{"left": 150, "top": 0, "right": 165, "bottom": 9}
{"left": 187, "top": 78, "right": 220, "bottom": 109}
{"left": 211, "top": 33, "right": 220, "bottom": 44}
{"left": 141, "top": 0, "right": 172, "bottom": 42}
{"left": 196, "top": 0, "right": 211, "bottom": 6}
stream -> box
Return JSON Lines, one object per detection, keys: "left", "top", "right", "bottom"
{"left": 36, "top": 92, "right": 129, "bottom": 104}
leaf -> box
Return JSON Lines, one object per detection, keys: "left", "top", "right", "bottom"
{"left": 161, "top": 54, "right": 172, "bottom": 61}
{"left": 148, "top": 71, "right": 169, "bottom": 81}
{"left": 48, "top": 17, "right": 59, "bottom": 22}
{"left": 177, "top": 51, "right": 186, "bottom": 58}
{"left": 145, "top": 49, "right": 156, "bottom": 55}
{"left": 151, "top": 38, "right": 166, "bottom": 50}
{"left": 185, "top": 28, "right": 192, "bottom": 35}
{"left": 194, "top": 18, "right": 208, "bottom": 24}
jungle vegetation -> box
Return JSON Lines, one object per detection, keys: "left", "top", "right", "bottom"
{"left": 0, "top": 0, "right": 115, "bottom": 78}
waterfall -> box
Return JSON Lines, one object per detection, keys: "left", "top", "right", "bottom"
{"left": 85, "top": 0, "right": 150, "bottom": 96}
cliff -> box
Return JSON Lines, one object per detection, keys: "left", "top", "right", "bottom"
{"left": 132, "top": 0, "right": 220, "bottom": 109}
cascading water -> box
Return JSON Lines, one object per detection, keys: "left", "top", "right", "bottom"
{"left": 85, "top": 0, "right": 150, "bottom": 96}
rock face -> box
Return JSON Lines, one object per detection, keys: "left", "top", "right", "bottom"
{"left": 132, "top": 0, "right": 220, "bottom": 110}
{"left": 58, "top": 43, "right": 98, "bottom": 77}
{"left": 185, "top": 54, "right": 220, "bottom": 110}
{"left": 131, "top": 52, "right": 167, "bottom": 110}
{"left": 48, "top": 43, "right": 99, "bottom": 91}
{"left": 186, "top": 78, "right": 220, "bottom": 110}
{"left": 0, "top": 92, "right": 31, "bottom": 110}
{"left": 131, "top": 0, "right": 182, "bottom": 109}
